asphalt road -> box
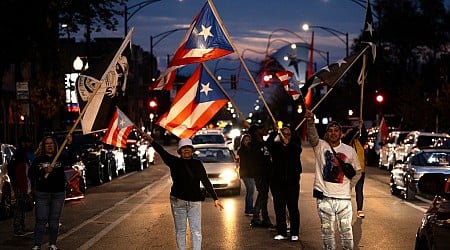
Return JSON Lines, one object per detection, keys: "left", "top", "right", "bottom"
{"left": 0, "top": 142, "right": 432, "bottom": 249}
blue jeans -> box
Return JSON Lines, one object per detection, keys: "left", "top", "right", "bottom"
{"left": 355, "top": 172, "right": 365, "bottom": 211}
{"left": 34, "top": 191, "right": 65, "bottom": 246}
{"left": 170, "top": 196, "right": 202, "bottom": 250}
{"left": 241, "top": 177, "right": 255, "bottom": 214}
{"left": 317, "top": 197, "right": 353, "bottom": 250}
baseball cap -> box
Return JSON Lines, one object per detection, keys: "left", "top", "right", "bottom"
{"left": 326, "top": 121, "right": 342, "bottom": 131}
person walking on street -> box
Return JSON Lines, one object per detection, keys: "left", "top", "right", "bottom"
{"left": 237, "top": 133, "right": 255, "bottom": 216}
{"left": 266, "top": 127, "right": 302, "bottom": 242}
{"left": 343, "top": 123, "right": 368, "bottom": 219}
{"left": 145, "top": 134, "right": 224, "bottom": 250}
{"left": 248, "top": 124, "right": 273, "bottom": 228}
{"left": 8, "top": 135, "right": 34, "bottom": 237}
{"left": 305, "top": 109, "right": 361, "bottom": 250}
{"left": 28, "top": 136, "right": 68, "bottom": 250}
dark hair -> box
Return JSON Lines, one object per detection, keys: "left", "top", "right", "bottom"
{"left": 18, "top": 135, "right": 32, "bottom": 144}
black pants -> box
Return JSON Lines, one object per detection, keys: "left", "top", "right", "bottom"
{"left": 253, "top": 176, "right": 270, "bottom": 222}
{"left": 271, "top": 178, "right": 300, "bottom": 236}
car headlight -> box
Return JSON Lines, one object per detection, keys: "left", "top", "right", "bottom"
{"left": 219, "top": 169, "right": 238, "bottom": 182}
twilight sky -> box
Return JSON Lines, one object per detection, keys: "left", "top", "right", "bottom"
{"left": 86, "top": 0, "right": 447, "bottom": 118}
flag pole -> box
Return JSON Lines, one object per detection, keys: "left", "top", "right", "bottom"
{"left": 359, "top": 54, "right": 367, "bottom": 123}
{"left": 206, "top": 0, "right": 277, "bottom": 126}
{"left": 295, "top": 45, "right": 370, "bottom": 131}
{"left": 202, "top": 63, "right": 250, "bottom": 128}
{"left": 45, "top": 28, "right": 134, "bottom": 178}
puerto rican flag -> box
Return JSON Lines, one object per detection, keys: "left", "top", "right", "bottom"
{"left": 156, "top": 64, "right": 228, "bottom": 138}
{"left": 102, "top": 108, "right": 134, "bottom": 148}
{"left": 149, "top": 1, "right": 234, "bottom": 90}
{"left": 275, "top": 70, "right": 301, "bottom": 101}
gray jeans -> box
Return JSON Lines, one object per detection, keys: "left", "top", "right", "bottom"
{"left": 170, "top": 196, "right": 202, "bottom": 250}
{"left": 317, "top": 197, "right": 354, "bottom": 250}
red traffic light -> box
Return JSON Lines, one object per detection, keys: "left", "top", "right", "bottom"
{"left": 148, "top": 99, "right": 157, "bottom": 109}
{"left": 375, "top": 94, "right": 384, "bottom": 103}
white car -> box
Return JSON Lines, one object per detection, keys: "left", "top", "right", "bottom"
{"left": 379, "top": 131, "right": 410, "bottom": 170}
{"left": 394, "top": 131, "right": 450, "bottom": 164}
{"left": 193, "top": 144, "right": 241, "bottom": 195}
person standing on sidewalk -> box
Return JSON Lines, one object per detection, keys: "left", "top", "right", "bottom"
{"left": 144, "top": 134, "right": 223, "bottom": 250}
{"left": 8, "top": 135, "right": 34, "bottom": 237}
{"left": 343, "top": 123, "right": 368, "bottom": 219}
{"left": 237, "top": 133, "right": 256, "bottom": 216}
{"left": 266, "top": 127, "right": 302, "bottom": 242}
{"left": 305, "top": 110, "right": 361, "bottom": 249}
{"left": 248, "top": 124, "right": 273, "bottom": 228}
{"left": 28, "top": 136, "right": 67, "bottom": 250}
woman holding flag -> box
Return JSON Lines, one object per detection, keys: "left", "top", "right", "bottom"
{"left": 143, "top": 133, "right": 223, "bottom": 250}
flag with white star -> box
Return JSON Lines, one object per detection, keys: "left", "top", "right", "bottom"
{"left": 362, "top": 0, "right": 376, "bottom": 61}
{"left": 156, "top": 64, "right": 228, "bottom": 138}
{"left": 102, "top": 107, "right": 134, "bottom": 148}
{"left": 150, "top": 2, "right": 234, "bottom": 91}
{"left": 301, "top": 47, "right": 369, "bottom": 96}
{"left": 275, "top": 70, "right": 301, "bottom": 101}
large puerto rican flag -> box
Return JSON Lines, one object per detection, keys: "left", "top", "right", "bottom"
{"left": 149, "top": 1, "right": 234, "bottom": 91}
{"left": 156, "top": 64, "right": 228, "bottom": 138}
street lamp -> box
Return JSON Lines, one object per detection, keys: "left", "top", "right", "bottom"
{"left": 150, "top": 28, "right": 189, "bottom": 79}
{"left": 302, "top": 23, "right": 349, "bottom": 57}
{"left": 265, "top": 28, "right": 310, "bottom": 56}
{"left": 124, "top": 0, "right": 162, "bottom": 37}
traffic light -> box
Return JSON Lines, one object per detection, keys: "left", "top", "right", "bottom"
{"left": 230, "top": 74, "right": 237, "bottom": 90}
{"left": 148, "top": 99, "right": 158, "bottom": 111}
{"left": 262, "top": 73, "right": 272, "bottom": 88}
{"left": 375, "top": 93, "right": 384, "bottom": 103}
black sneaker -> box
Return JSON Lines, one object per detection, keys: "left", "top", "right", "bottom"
{"left": 14, "top": 230, "right": 33, "bottom": 237}
{"left": 261, "top": 221, "right": 274, "bottom": 228}
{"left": 250, "top": 219, "right": 263, "bottom": 227}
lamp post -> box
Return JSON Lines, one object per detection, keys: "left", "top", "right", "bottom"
{"left": 124, "top": 0, "right": 162, "bottom": 37}
{"left": 302, "top": 24, "right": 349, "bottom": 57}
{"left": 149, "top": 28, "right": 188, "bottom": 80}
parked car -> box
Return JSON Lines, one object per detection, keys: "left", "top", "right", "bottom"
{"left": 64, "top": 159, "right": 87, "bottom": 201}
{"left": 414, "top": 173, "right": 450, "bottom": 250}
{"left": 0, "top": 143, "right": 15, "bottom": 219}
{"left": 124, "top": 130, "right": 149, "bottom": 171}
{"left": 394, "top": 131, "right": 450, "bottom": 164}
{"left": 193, "top": 144, "right": 241, "bottom": 195}
{"left": 379, "top": 131, "right": 410, "bottom": 170}
{"left": 390, "top": 147, "right": 450, "bottom": 200}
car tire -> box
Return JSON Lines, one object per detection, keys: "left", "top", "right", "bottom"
{"left": 0, "top": 184, "right": 13, "bottom": 219}
{"left": 103, "top": 159, "right": 113, "bottom": 182}
{"left": 403, "top": 182, "right": 415, "bottom": 200}
{"left": 389, "top": 175, "right": 401, "bottom": 195}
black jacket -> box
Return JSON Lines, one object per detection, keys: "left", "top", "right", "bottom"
{"left": 151, "top": 141, "right": 218, "bottom": 201}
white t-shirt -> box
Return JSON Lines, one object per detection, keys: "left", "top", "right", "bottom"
{"left": 312, "top": 139, "right": 361, "bottom": 199}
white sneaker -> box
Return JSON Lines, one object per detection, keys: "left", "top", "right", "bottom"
{"left": 48, "top": 245, "right": 58, "bottom": 250}
{"left": 32, "top": 246, "right": 40, "bottom": 250}
{"left": 273, "top": 235, "right": 287, "bottom": 240}
{"left": 291, "top": 235, "right": 299, "bottom": 241}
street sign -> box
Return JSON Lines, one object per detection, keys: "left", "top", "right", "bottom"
{"left": 16, "top": 81, "right": 29, "bottom": 100}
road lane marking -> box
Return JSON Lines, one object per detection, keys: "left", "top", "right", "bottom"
{"left": 58, "top": 173, "right": 170, "bottom": 248}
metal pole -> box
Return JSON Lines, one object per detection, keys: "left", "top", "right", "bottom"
{"left": 345, "top": 32, "right": 349, "bottom": 57}
{"left": 124, "top": 5, "right": 128, "bottom": 37}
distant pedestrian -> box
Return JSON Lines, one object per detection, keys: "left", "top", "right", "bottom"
{"left": 248, "top": 124, "right": 273, "bottom": 228}
{"left": 145, "top": 134, "right": 223, "bottom": 250}
{"left": 28, "top": 136, "right": 68, "bottom": 250}
{"left": 305, "top": 110, "right": 361, "bottom": 249}
{"left": 267, "top": 127, "right": 302, "bottom": 242}
{"left": 343, "top": 122, "right": 368, "bottom": 219}
{"left": 237, "top": 133, "right": 255, "bottom": 216}
{"left": 8, "top": 135, "right": 34, "bottom": 237}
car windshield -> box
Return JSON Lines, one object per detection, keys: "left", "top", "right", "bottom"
{"left": 412, "top": 152, "right": 450, "bottom": 166}
{"left": 193, "top": 148, "right": 234, "bottom": 163}
{"left": 417, "top": 136, "right": 448, "bottom": 147}
{"left": 192, "top": 135, "right": 225, "bottom": 144}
